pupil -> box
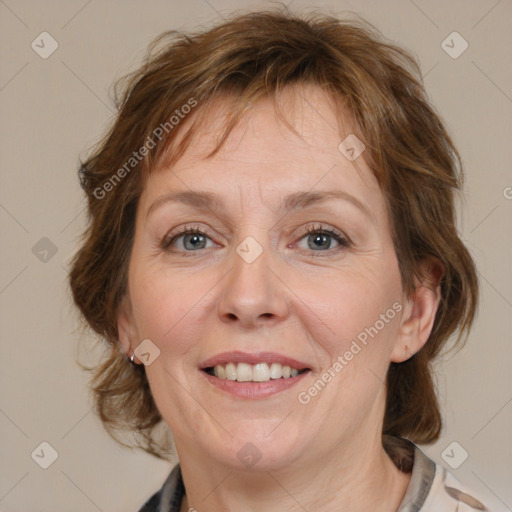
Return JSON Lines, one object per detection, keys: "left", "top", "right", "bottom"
{"left": 310, "top": 233, "right": 329, "bottom": 250}
{"left": 186, "top": 234, "right": 204, "bottom": 249}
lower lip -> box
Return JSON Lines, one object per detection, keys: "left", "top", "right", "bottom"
{"left": 201, "top": 370, "right": 311, "bottom": 399}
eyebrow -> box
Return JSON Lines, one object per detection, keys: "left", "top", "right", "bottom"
{"left": 146, "top": 189, "right": 372, "bottom": 220}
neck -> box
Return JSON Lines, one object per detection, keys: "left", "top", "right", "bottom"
{"left": 177, "top": 431, "right": 411, "bottom": 512}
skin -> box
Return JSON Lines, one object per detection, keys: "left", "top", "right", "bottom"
{"left": 118, "top": 84, "right": 441, "bottom": 512}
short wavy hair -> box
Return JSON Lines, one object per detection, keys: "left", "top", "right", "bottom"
{"left": 69, "top": 7, "right": 478, "bottom": 460}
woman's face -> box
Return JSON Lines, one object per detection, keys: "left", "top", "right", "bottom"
{"left": 119, "top": 85, "right": 413, "bottom": 471}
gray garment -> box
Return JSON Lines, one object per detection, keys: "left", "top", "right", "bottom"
{"left": 136, "top": 437, "right": 488, "bottom": 511}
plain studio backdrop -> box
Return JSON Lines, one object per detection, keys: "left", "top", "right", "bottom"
{"left": 0, "top": 1, "right": 511, "bottom": 511}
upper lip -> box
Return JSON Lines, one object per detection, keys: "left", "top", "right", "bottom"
{"left": 199, "top": 351, "right": 311, "bottom": 370}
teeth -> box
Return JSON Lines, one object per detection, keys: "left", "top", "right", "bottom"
{"left": 213, "top": 365, "right": 226, "bottom": 379}
{"left": 236, "top": 363, "right": 253, "bottom": 382}
{"left": 208, "top": 362, "right": 305, "bottom": 382}
{"left": 253, "top": 363, "right": 270, "bottom": 382}
{"left": 269, "top": 362, "right": 282, "bottom": 379}
{"left": 225, "top": 363, "right": 237, "bottom": 381}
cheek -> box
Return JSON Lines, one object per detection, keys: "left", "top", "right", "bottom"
{"left": 291, "top": 263, "right": 403, "bottom": 360}
{"left": 129, "top": 263, "right": 222, "bottom": 359}
{"left": 294, "top": 273, "right": 403, "bottom": 420}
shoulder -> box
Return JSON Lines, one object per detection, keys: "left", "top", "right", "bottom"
{"left": 386, "top": 436, "right": 493, "bottom": 511}
{"left": 136, "top": 463, "right": 184, "bottom": 512}
{"left": 413, "top": 445, "right": 492, "bottom": 511}
{"left": 423, "top": 463, "right": 492, "bottom": 511}
{"left": 137, "top": 490, "right": 161, "bottom": 512}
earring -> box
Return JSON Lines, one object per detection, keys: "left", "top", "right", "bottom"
{"left": 129, "top": 351, "right": 136, "bottom": 364}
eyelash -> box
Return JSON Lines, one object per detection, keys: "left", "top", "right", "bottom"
{"left": 161, "top": 223, "right": 350, "bottom": 255}
{"left": 301, "top": 224, "right": 350, "bottom": 250}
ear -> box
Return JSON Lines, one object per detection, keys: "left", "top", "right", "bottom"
{"left": 117, "top": 294, "right": 137, "bottom": 356}
{"left": 391, "top": 259, "right": 444, "bottom": 363}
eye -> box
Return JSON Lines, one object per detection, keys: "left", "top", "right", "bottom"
{"left": 161, "top": 223, "right": 350, "bottom": 254}
{"left": 162, "top": 225, "right": 215, "bottom": 252}
{"left": 295, "top": 224, "right": 350, "bottom": 253}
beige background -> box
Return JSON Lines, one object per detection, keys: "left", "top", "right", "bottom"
{"left": 0, "top": 0, "right": 511, "bottom": 511}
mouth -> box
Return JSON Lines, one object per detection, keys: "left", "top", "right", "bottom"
{"left": 203, "top": 362, "right": 310, "bottom": 382}
{"left": 199, "top": 351, "right": 312, "bottom": 396}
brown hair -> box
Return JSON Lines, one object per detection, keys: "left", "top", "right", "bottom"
{"left": 69, "top": 7, "right": 478, "bottom": 460}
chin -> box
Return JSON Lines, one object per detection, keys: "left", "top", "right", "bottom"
{"left": 210, "top": 423, "right": 308, "bottom": 471}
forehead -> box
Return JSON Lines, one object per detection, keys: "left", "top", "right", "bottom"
{"left": 140, "top": 85, "right": 384, "bottom": 216}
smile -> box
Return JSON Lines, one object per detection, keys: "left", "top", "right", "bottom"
{"left": 199, "top": 351, "right": 312, "bottom": 398}
{"left": 204, "top": 362, "right": 309, "bottom": 382}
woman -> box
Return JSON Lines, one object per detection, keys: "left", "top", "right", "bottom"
{"left": 69, "top": 8, "right": 489, "bottom": 512}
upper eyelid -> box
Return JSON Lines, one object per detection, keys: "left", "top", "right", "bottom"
{"left": 165, "top": 222, "right": 344, "bottom": 238}
{"left": 162, "top": 224, "right": 211, "bottom": 246}
{"left": 299, "top": 225, "right": 350, "bottom": 248}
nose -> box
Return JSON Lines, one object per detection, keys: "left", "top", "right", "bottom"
{"left": 217, "top": 235, "right": 290, "bottom": 329}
